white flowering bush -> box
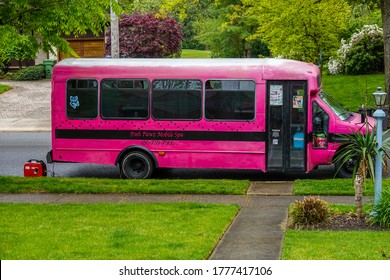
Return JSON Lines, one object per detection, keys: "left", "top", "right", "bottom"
{"left": 327, "top": 39, "right": 350, "bottom": 74}
{"left": 327, "top": 25, "right": 383, "bottom": 75}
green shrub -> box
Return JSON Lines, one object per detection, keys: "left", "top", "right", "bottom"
{"left": 2, "top": 71, "right": 14, "bottom": 80}
{"left": 370, "top": 190, "right": 390, "bottom": 228}
{"left": 289, "top": 196, "right": 331, "bottom": 227}
{"left": 12, "top": 65, "right": 45, "bottom": 81}
{"left": 344, "top": 33, "right": 384, "bottom": 75}
{"left": 327, "top": 25, "right": 383, "bottom": 75}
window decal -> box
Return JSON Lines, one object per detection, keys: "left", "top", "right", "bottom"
{"left": 69, "top": 96, "right": 80, "bottom": 110}
{"left": 270, "top": 85, "right": 283, "bottom": 106}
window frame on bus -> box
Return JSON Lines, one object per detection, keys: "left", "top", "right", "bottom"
{"left": 204, "top": 79, "right": 256, "bottom": 122}
{"left": 100, "top": 78, "right": 150, "bottom": 120}
{"left": 151, "top": 79, "right": 203, "bottom": 121}
{"left": 312, "top": 101, "right": 330, "bottom": 149}
{"left": 66, "top": 78, "right": 99, "bottom": 120}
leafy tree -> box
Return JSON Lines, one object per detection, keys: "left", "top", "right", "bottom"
{"left": 131, "top": 0, "right": 208, "bottom": 50}
{"left": 0, "top": 28, "right": 38, "bottom": 71}
{"left": 121, "top": 0, "right": 163, "bottom": 13}
{"left": 105, "top": 13, "right": 183, "bottom": 58}
{"left": 178, "top": 1, "right": 214, "bottom": 50}
{"left": 199, "top": 2, "right": 268, "bottom": 57}
{"left": 194, "top": 4, "right": 253, "bottom": 57}
{"left": 0, "top": 0, "right": 121, "bottom": 67}
{"left": 163, "top": 0, "right": 269, "bottom": 57}
{"left": 244, "top": 0, "right": 350, "bottom": 64}
{"left": 161, "top": 0, "right": 214, "bottom": 51}
{"left": 163, "top": 0, "right": 349, "bottom": 61}
{"left": 343, "top": 2, "right": 382, "bottom": 39}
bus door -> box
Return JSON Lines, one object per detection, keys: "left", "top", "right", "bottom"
{"left": 266, "top": 81, "right": 307, "bottom": 172}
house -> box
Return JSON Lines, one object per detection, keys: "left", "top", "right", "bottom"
{"left": 59, "top": 31, "right": 105, "bottom": 60}
{"left": 10, "top": 31, "right": 105, "bottom": 69}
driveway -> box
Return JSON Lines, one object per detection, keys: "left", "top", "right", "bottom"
{"left": 0, "top": 80, "right": 51, "bottom": 131}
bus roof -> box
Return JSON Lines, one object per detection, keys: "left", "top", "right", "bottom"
{"left": 54, "top": 58, "right": 320, "bottom": 81}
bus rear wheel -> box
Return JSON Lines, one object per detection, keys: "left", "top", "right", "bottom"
{"left": 120, "top": 151, "right": 154, "bottom": 179}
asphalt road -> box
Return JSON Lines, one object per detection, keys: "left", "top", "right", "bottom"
{"left": 0, "top": 131, "right": 338, "bottom": 180}
{"left": 0, "top": 132, "right": 119, "bottom": 178}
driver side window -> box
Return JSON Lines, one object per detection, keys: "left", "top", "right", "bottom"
{"left": 312, "top": 102, "right": 329, "bottom": 149}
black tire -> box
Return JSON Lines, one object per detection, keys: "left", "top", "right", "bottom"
{"left": 120, "top": 151, "right": 154, "bottom": 179}
{"left": 335, "top": 157, "right": 356, "bottom": 178}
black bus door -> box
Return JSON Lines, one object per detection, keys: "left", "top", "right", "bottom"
{"left": 266, "top": 81, "right": 307, "bottom": 172}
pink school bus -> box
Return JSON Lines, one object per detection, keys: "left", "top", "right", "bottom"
{"left": 46, "top": 58, "right": 368, "bottom": 179}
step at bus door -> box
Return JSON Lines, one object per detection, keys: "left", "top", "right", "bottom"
{"left": 266, "top": 81, "right": 307, "bottom": 172}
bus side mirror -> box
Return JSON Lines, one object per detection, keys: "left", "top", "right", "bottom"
{"left": 310, "top": 89, "right": 317, "bottom": 95}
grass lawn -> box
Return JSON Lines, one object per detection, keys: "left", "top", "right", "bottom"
{"left": 322, "top": 73, "right": 384, "bottom": 112}
{"left": 181, "top": 49, "right": 211, "bottom": 58}
{"left": 0, "top": 176, "right": 249, "bottom": 195}
{"left": 293, "top": 178, "right": 390, "bottom": 196}
{"left": 0, "top": 202, "right": 239, "bottom": 260}
{"left": 0, "top": 84, "right": 12, "bottom": 94}
{"left": 282, "top": 205, "right": 390, "bottom": 260}
{"left": 3, "top": 176, "right": 390, "bottom": 197}
{"left": 282, "top": 230, "right": 390, "bottom": 260}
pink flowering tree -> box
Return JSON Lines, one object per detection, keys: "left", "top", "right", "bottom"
{"left": 105, "top": 12, "right": 183, "bottom": 58}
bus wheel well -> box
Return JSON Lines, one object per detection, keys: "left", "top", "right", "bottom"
{"left": 116, "top": 146, "right": 158, "bottom": 168}
{"left": 117, "top": 147, "right": 157, "bottom": 179}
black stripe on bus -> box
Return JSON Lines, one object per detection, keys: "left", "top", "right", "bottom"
{"left": 55, "top": 129, "right": 266, "bottom": 142}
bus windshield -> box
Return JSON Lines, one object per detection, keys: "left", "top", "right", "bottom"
{"left": 319, "top": 91, "right": 351, "bottom": 121}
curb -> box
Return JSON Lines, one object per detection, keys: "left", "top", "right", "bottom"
{"left": 0, "top": 119, "right": 50, "bottom": 132}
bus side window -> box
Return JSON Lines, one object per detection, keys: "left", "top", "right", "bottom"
{"left": 66, "top": 79, "right": 98, "bottom": 119}
{"left": 312, "top": 102, "right": 329, "bottom": 149}
{"left": 101, "top": 79, "right": 149, "bottom": 119}
{"left": 205, "top": 80, "right": 255, "bottom": 121}
{"left": 152, "top": 79, "right": 202, "bottom": 120}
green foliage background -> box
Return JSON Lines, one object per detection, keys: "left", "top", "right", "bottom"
{"left": 1, "top": 0, "right": 385, "bottom": 66}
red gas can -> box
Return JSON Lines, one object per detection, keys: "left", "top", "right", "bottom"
{"left": 24, "top": 160, "right": 47, "bottom": 177}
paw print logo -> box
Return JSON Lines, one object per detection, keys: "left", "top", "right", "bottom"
{"left": 70, "top": 96, "right": 80, "bottom": 109}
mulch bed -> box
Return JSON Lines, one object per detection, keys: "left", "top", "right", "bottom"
{"left": 288, "top": 214, "right": 389, "bottom": 231}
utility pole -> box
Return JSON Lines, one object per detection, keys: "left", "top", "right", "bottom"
{"left": 110, "top": 0, "right": 119, "bottom": 58}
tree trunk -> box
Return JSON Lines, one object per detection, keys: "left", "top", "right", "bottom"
{"left": 381, "top": 0, "right": 390, "bottom": 128}
{"left": 354, "top": 163, "right": 365, "bottom": 218}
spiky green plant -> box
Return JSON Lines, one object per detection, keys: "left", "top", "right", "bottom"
{"left": 333, "top": 126, "right": 390, "bottom": 218}
{"left": 370, "top": 190, "right": 390, "bottom": 228}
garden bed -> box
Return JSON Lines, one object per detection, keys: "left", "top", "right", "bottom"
{"left": 288, "top": 213, "right": 388, "bottom": 231}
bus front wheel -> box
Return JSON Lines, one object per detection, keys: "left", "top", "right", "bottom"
{"left": 335, "top": 157, "right": 356, "bottom": 178}
{"left": 120, "top": 151, "right": 154, "bottom": 179}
